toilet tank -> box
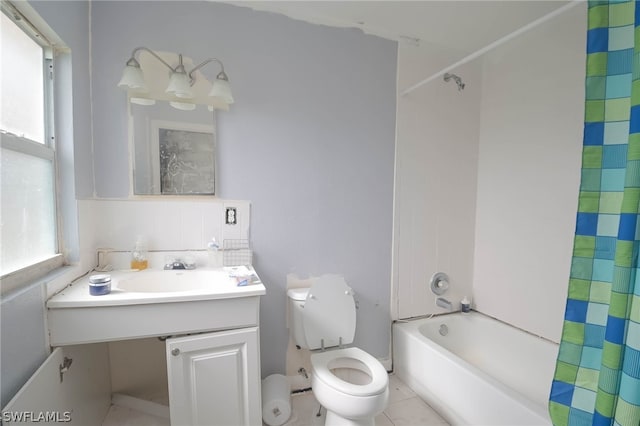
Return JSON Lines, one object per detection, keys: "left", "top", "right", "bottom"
{"left": 287, "top": 288, "right": 309, "bottom": 349}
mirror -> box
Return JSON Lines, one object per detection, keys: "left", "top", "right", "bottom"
{"left": 130, "top": 101, "right": 216, "bottom": 195}
{"left": 127, "top": 51, "right": 224, "bottom": 195}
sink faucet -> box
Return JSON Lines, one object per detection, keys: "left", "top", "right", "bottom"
{"left": 436, "top": 297, "right": 453, "bottom": 311}
{"left": 164, "top": 258, "right": 196, "bottom": 270}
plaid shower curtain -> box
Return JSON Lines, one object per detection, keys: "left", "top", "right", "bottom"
{"left": 549, "top": 1, "right": 640, "bottom": 425}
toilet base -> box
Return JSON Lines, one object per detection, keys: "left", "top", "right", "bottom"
{"left": 325, "top": 410, "right": 374, "bottom": 426}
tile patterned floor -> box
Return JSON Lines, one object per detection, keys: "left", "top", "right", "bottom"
{"left": 283, "top": 374, "right": 449, "bottom": 426}
{"left": 101, "top": 373, "right": 446, "bottom": 425}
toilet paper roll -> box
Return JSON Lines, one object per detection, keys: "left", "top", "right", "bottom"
{"left": 261, "top": 374, "right": 291, "bottom": 426}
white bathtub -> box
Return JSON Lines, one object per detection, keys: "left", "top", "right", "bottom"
{"left": 393, "top": 312, "right": 559, "bottom": 425}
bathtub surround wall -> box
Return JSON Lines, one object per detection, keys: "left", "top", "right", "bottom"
{"left": 394, "top": 3, "right": 586, "bottom": 343}
{"left": 394, "top": 50, "right": 482, "bottom": 319}
{"left": 473, "top": 4, "right": 585, "bottom": 342}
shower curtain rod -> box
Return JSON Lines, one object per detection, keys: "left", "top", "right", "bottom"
{"left": 400, "top": 0, "right": 582, "bottom": 97}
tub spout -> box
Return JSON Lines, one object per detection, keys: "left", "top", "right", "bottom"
{"left": 436, "top": 297, "right": 453, "bottom": 311}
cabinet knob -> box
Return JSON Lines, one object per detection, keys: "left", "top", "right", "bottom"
{"left": 171, "top": 348, "right": 180, "bottom": 356}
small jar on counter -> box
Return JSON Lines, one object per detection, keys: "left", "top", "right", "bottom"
{"left": 89, "top": 274, "right": 111, "bottom": 296}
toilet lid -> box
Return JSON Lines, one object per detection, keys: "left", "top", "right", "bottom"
{"left": 303, "top": 275, "right": 356, "bottom": 350}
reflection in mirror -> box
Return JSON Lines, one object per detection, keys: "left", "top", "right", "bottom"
{"left": 123, "top": 50, "right": 225, "bottom": 195}
{"left": 131, "top": 101, "right": 216, "bottom": 195}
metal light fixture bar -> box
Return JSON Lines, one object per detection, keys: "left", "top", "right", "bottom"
{"left": 127, "top": 47, "right": 175, "bottom": 73}
{"left": 118, "top": 46, "right": 234, "bottom": 110}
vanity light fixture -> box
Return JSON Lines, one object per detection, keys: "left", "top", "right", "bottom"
{"left": 165, "top": 54, "right": 193, "bottom": 99}
{"left": 189, "top": 58, "right": 234, "bottom": 105}
{"left": 118, "top": 46, "right": 234, "bottom": 110}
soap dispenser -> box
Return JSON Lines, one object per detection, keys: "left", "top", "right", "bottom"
{"left": 207, "top": 237, "right": 222, "bottom": 268}
{"left": 131, "top": 236, "right": 148, "bottom": 270}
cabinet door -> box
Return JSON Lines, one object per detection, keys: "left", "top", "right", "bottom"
{"left": 3, "top": 345, "right": 111, "bottom": 425}
{"left": 166, "top": 327, "right": 261, "bottom": 426}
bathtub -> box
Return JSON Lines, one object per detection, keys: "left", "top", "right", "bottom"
{"left": 393, "top": 312, "right": 558, "bottom": 425}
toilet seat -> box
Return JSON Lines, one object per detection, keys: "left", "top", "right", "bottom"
{"left": 311, "top": 347, "right": 388, "bottom": 397}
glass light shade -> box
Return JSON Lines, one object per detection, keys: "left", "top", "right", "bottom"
{"left": 118, "top": 65, "right": 146, "bottom": 90}
{"left": 166, "top": 71, "right": 193, "bottom": 98}
{"left": 170, "top": 101, "right": 196, "bottom": 111}
{"left": 209, "top": 79, "right": 234, "bottom": 104}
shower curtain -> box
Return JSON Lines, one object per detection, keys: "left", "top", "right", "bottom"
{"left": 549, "top": 1, "right": 640, "bottom": 426}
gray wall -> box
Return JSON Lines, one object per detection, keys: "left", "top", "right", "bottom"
{"left": 32, "top": 0, "right": 94, "bottom": 199}
{"left": 1, "top": 1, "right": 92, "bottom": 407}
{"left": 90, "top": 1, "right": 397, "bottom": 374}
{"left": 0, "top": 2, "right": 396, "bottom": 403}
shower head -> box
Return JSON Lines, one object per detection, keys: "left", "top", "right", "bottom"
{"left": 443, "top": 73, "right": 465, "bottom": 91}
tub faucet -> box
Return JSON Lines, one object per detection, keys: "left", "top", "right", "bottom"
{"left": 436, "top": 297, "right": 453, "bottom": 311}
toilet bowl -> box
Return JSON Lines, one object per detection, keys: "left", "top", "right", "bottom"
{"left": 287, "top": 275, "right": 389, "bottom": 426}
{"left": 312, "top": 347, "right": 389, "bottom": 426}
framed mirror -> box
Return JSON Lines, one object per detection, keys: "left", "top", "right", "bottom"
{"left": 125, "top": 50, "right": 227, "bottom": 196}
{"left": 130, "top": 101, "right": 216, "bottom": 195}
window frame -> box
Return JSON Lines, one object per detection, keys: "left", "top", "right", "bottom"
{"left": 1, "top": 1, "right": 64, "bottom": 294}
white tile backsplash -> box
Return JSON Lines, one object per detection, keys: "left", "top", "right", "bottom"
{"left": 151, "top": 202, "right": 182, "bottom": 249}
{"left": 178, "top": 205, "right": 203, "bottom": 249}
{"left": 83, "top": 199, "right": 250, "bottom": 252}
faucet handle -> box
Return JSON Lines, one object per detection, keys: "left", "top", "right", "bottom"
{"left": 163, "top": 256, "right": 197, "bottom": 270}
{"left": 164, "top": 260, "right": 185, "bottom": 270}
{"left": 183, "top": 256, "right": 196, "bottom": 270}
{"left": 164, "top": 255, "right": 177, "bottom": 269}
{"left": 430, "top": 272, "right": 450, "bottom": 295}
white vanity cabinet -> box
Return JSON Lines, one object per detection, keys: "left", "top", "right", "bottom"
{"left": 166, "top": 327, "right": 261, "bottom": 425}
{"left": 2, "top": 268, "right": 267, "bottom": 425}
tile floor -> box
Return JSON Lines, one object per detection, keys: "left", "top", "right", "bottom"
{"left": 101, "top": 373, "right": 447, "bottom": 426}
{"left": 283, "top": 374, "right": 449, "bottom": 426}
{"left": 102, "top": 404, "right": 169, "bottom": 426}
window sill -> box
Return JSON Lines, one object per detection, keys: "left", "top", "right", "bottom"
{"left": 1, "top": 255, "right": 64, "bottom": 296}
{"left": 2, "top": 264, "right": 93, "bottom": 302}
{"left": 1, "top": 255, "right": 95, "bottom": 300}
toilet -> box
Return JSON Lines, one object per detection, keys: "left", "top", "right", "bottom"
{"left": 287, "top": 275, "right": 389, "bottom": 426}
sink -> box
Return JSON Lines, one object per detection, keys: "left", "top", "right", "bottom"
{"left": 47, "top": 266, "right": 264, "bottom": 308}
{"left": 116, "top": 270, "right": 229, "bottom": 293}
{"left": 46, "top": 266, "right": 266, "bottom": 346}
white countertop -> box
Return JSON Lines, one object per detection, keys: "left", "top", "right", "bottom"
{"left": 47, "top": 266, "right": 266, "bottom": 308}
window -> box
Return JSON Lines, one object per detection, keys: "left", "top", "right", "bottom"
{"left": 1, "top": 3, "right": 62, "bottom": 289}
